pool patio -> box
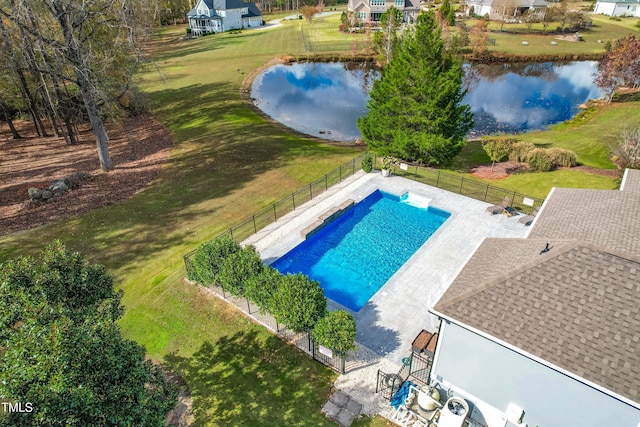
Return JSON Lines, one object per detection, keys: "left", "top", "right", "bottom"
{"left": 243, "top": 170, "right": 529, "bottom": 416}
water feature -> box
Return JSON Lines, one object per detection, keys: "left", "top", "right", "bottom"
{"left": 251, "top": 61, "right": 602, "bottom": 141}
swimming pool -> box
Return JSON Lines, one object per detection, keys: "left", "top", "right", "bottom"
{"left": 271, "top": 190, "right": 450, "bottom": 311}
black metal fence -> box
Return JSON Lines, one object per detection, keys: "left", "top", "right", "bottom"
{"left": 193, "top": 280, "right": 347, "bottom": 373}
{"left": 376, "top": 351, "right": 433, "bottom": 400}
{"left": 373, "top": 155, "right": 544, "bottom": 214}
{"left": 183, "top": 152, "right": 367, "bottom": 280}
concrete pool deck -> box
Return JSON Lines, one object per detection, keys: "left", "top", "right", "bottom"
{"left": 243, "top": 170, "right": 529, "bottom": 415}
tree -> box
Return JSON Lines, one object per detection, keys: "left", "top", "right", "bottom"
{"left": 300, "top": 5, "right": 317, "bottom": 22}
{"left": 312, "top": 310, "right": 357, "bottom": 355}
{"left": 439, "top": 0, "right": 455, "bottom": 26}
{"left": 270, "top": 273, "right": 326, "bottom": 332}
{"left": 0, "top": 241, "right": 177, "bottom": 426}
{"left": 358, "top": 11, "right": 473, "bottom": 166}
{"left": 192, "top": 235, "right": 242, "bottom": 284}
{"left": 470, "top": 19, "right": 490, "bottom": 59}
{"left": 373, "top": 7, "right": 403, "bottom": 64}
{"left": 245, "top": 267, "right": 282, "bottom": 314}
{"left": 594, "top": 35, "right": 640, "bottom": 102}
{"left": 482, "top": 137, "right": 513, "bottom": 171}
{"left": 610, "top": 127, "right": 640, "bottom": 169}
{"left": 218, "top": 245, "right": 264, "bottom": 296}
{"left": 0, "top": 0, "right": 150, "bottom": 171}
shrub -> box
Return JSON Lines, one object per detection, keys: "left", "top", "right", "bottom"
{"left": 527, "top": 148, "right": 553, "bottom": 171}
{"left": 245, "top": 267, "right": 282, "bottom": 313}
{"left": 192, "top": 235, "right": 241, "bottom": 285}
{"left": 482, "top": 137, "right": 514, "bottom": 169}
{"left": 270, "top": 273, "right": 326, "bottom": 332}
{"left": 547, "top": 147, "right": 577, "bottom": 168}
{"left": 509, "top": 141, "right": 536, "bottom": 162}
{"left": 186, "top": 27, "right": 192, "bottom": 34}
{"left": 312, "top": 310, "right": 357, "bottom": 356}
{"left": 361, "top": 152, "right": 374, "bottom": 172}
{"left": 218, "top": 245, "right": 263, "bottom": 296}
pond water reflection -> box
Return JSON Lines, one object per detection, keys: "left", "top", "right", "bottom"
{"left": 251, "top": 61, "right": 601, "bottom": 142}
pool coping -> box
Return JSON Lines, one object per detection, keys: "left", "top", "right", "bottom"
{"left": 243, "top": 170, "right": 529, "bottom": 415}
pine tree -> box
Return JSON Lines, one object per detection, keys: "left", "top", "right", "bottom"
{"left": 358, "top": 11, "right": 473, "bottom": 166}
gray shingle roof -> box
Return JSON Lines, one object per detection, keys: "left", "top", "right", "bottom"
{"left": 434, "top": 169, "right": 640, "bottom": 403}
{"left": 435, "top": 242, "right": 640, "bottom": 402}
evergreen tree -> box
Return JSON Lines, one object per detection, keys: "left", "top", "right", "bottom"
{"left": 0, "top": 242, "right": 177, "bottom": 425}
{"left": 358, "top": 11, "right": 473, "bottom": 166}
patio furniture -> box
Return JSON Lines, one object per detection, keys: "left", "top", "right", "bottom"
{"left": 519, "top": 207, "right": 540, "bottom": 226}
{"left": 411, "top": 330, "right": 438, "bottom": 358}
{"left": 486, "top": 197, "right": 511, "bottom": 215}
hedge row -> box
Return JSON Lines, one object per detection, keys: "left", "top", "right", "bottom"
{"left": 192, "top": 236, "right": 357, "bottom": 355}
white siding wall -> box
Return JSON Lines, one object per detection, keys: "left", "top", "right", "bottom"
{"left": 243, "top": 17, "right": 262, "bottom": 28}
{"left": 431, "top": 321, "right": 640, "bottom": 427}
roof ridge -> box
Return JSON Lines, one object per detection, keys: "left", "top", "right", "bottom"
{"left": 435, "top": 239, "right": 577, "bottom": 311}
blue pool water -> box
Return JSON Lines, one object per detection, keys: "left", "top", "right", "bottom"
{"left": 271, "top": 190, "right": 450, "bottom": 311}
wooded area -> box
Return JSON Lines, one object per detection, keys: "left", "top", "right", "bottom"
{"left": 0, "top": 0, "right": 155, "bottom": 170}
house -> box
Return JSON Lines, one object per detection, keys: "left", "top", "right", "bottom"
{"left": 347, "top": 0, "right": 421, "bottom": 24}
{"left": 466, "top": 0, "right": 549, "bottom": 19}
{"left": 187, "top": 0, "right": 262, "bottom": 35}
{"left": 594, "top": 0, "right": 640, "bottom": 17}
{"left": 426, "top": 169, "right": 640, "bottom": 427}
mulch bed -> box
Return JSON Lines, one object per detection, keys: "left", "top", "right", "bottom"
{"left": 0, "top": 115, "right": 174, "bottom": 236}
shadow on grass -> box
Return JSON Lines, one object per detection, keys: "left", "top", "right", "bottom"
{"left": 0, "top": 81, "right": 352, "bottom": 274}
{"left": 164, "top": 330, "right": 337, "bottom": 426}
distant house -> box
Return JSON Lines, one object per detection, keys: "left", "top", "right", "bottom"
{"left": 427, "top": 169, "right": 640, "bottom": 427}
{"left": 347, "top": 0, "right": 421, "bottom": 24}
{"left": 594, "top": 0, "right": 640, "bottom": 17}
{"left": 187, "top": 0, "right": 262, "bottom": 35}
{"left": 466, "top": 0, "right": 549, "bottom": 18}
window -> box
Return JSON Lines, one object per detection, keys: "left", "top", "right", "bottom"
{"left": 371, "top": 0, "right": 385, "bottom": 6}
{"left": 359, "top": 11, "right": 367, "bottom": 19}
{"left": 395, "top": 0, "right": 403, "bottom": 6}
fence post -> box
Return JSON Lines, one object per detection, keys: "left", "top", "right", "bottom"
{"left": 459, "top": 177, "right": 464, "bottom": 194}
{"left": 325, "top": 174, "right": 328, "bottom": 190}
{"left": 273, "top": 204, "right": 277, "bottom": 221}
{"left": 246, "top": 298, "right": 251, "bottom": 313}
{"left": 352, "top": 157, "right": 355, "bottom": 175}
{"left": 484, "top": 185, "right": 489, "bottom": 202}
{"left": 436, "top": 170, "right": 441, "bottom": 187}
{"left": 253, "top": 215, "right": 257, "bottom": 233}
{"left": 292, "top": 193, "right": 296, "bottom": 210}
{"left": 512, "top": 191, "right": 516, "bottom": 206}
{"left": 309, "top": 183, "right": 313, "bottom": 199}
{"left": 339, "top": 165, "right": 342, "bottom": 181}
{"left": 229, "top": 228, "right": 234, "bottom": 240}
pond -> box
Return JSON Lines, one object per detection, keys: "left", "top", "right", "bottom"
{"left": 250, "top": 61, "right": 602, "bottom": 142}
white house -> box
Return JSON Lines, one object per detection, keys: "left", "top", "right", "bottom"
{"left": 594, "top": 0, "right": 640, "bottom": 17}
{"left": 466, "top": 0, "right": 549, "bottom": 18}
{"left": 425, "top": 169, "right": 640, "bottom": 427}
{"left": 187, "top": 0, "right": 262, "bottom": 35}
{"left": 347, "top": 0, "right": 421, "bottom": 24}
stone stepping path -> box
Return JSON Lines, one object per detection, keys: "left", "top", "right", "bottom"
{"left": 322, "top": 389, "right": 363, "bottom": 426}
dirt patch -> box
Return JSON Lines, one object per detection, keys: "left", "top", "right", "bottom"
{"left": 0, "top": 114, "right": 173, "bottom": 236}
{"left": 470, "top": 161, "right": 528, "bottom": 179}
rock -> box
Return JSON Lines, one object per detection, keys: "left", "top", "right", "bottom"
{"left": 28, "top": 188, "right": 43, "bottom": 200}
{"left": 68, "top": 171, "right": 91, "bottom": 189}
{"left": 50, "top": 180, "right": 69, "bottom": 194}
{"left": 41, "top": 189, "right": 53, "bottom": 200}
{"left": 551, "top": 41, "right": 558, "bottom": 46}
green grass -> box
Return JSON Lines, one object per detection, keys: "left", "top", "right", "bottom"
{"left": 0, "top": 15, "right": 635, "bottom": 425}
{"left": 0, "top": 24, "right": 356, "bottom": 425}
{"left": 469, "top": 15, "right": 640, "bottom": 55}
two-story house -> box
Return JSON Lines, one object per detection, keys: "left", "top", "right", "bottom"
{"left": 187, "top": 0, "right": 262, "bottom": 35}
{"left": 347, "top": 0, "right": 421, "bottom": 24}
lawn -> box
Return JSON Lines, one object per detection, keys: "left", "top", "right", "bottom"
{"left": 0, "top": 23, "right": 358, "bottom": 425}
{"left": 471, "top": 14, "right": 640, "bottom": 55}
{"left": 0, "top": 12, "right": 635, "bottom": 425}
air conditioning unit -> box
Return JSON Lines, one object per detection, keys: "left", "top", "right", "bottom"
{"left": 504, "top": 403, "right": 526, "bottom": 427}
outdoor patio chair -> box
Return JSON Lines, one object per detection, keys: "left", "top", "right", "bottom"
{"left": 519, "top": 207, "right": 540, "bottom": 226}
{"left": 486, "top": 196, "right": 511, "bottom": 215}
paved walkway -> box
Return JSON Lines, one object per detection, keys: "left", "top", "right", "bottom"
{"left": 322, "top": 389, "right": 363, "bottom": 426}
{"left": 244, "top": 171, "right": 529, "bottom": 417}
